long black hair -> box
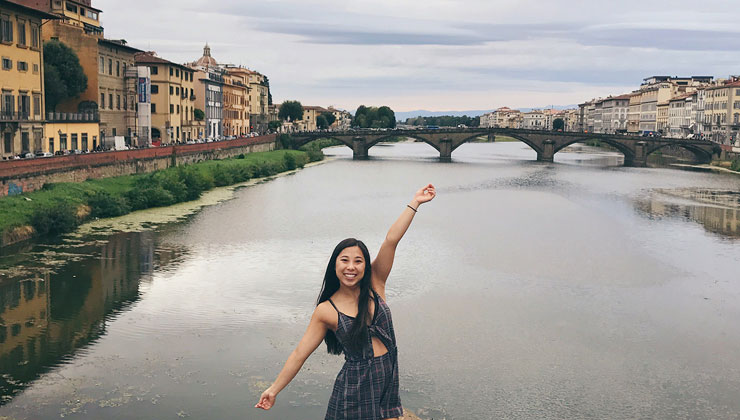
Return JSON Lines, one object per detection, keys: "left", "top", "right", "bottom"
{"left": 316, "top": 238, "right": 373, "bottom": 355}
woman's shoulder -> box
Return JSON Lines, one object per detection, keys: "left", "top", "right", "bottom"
{"left": 314, "top": 300, "right": 339, "bottom": 327}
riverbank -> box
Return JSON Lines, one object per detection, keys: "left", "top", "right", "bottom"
{"left": 0, "top": 149, "right": 319, "bottom": 248}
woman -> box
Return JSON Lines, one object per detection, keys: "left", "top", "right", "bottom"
{"left": 255, "top": 184, "right": 436, "bottom": 419}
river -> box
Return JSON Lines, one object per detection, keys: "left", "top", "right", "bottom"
{"left": 1, "top": 141, "right": 739, "bottom": 419}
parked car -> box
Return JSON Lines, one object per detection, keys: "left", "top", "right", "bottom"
{"left": 22, "top": 152, "right": 35, "bottom": 159}
{"left": 35, "top": 151, "right": 53, "bottom": 158}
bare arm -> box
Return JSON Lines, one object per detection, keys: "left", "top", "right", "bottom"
{"left": 255, "top": 304, "right": 332, "bottom": 410}
{"left": 372, "top": 184, "right": 436, "bottom": 291}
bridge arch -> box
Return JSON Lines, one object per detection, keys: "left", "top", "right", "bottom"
{"left": 493, "top": 134, "right": 544, "bottom": 157}
{"left": 646, "top": 143, "right": 714, "bottom": 164}
{"left": 293, "top": 135, "right": 353, "bottom": 150}
{"left": 365, "top": 134, "right": 440, "bottom": 152}
{"left": 555, "top": 137, "right": 636, "bottom": 166}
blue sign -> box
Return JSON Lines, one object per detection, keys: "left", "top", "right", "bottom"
{"left": 138, "top": 77, "right": 150, "bottom": 103}
{"left": 8, "top": 182, "right": 23, "bottom": 196}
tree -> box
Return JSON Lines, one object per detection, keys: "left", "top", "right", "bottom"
{"left": 316, "top": 115, "right": 329, "bottom": 130}
{"left": 353, "top": 105, "right": 396, "bottom": 128}
{"left": 194, "top": 108, "right": 205, "bottom": 121}
{"left": 321, "top": 112, "right": 336, "bottom": 127}
{"left": 43, "top": 40, "right": 87, "bottom": 112}
{"left": 268, "top": 120, "right": 282, "bottom": 132}
{"left": 279, "top": 100, "right": 303, "bottom": 122}
{"left": 553, "top": 118, "right": 565, "bottom": 131}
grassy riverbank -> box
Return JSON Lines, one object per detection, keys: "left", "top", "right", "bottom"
{"left": 0, "top": 149, "right": 318, "bottom": 247}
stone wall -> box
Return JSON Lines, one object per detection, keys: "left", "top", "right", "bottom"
{"left": 0, "top": 135, "right": 275, "bottom": 196}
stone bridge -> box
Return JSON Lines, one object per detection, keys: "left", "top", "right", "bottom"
{"left": 291, "top": 128, "right": 721, "bottom": 167}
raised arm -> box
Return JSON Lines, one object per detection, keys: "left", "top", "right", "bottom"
{"left": 255, "top": 304, "right": 332, "bottom": 410}
{"left": 372, "top": 184, "right": 436, "bottom": 291}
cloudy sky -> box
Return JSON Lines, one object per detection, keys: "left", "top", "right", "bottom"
{"left": 98, "top": 0, "right": 740, "bottom": 113}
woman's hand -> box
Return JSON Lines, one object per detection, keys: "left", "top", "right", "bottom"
{"left": 255, "top": 388, "right": 276, "bottom": 410}
{"left": 412, "top": 184, "right": 436, "bottom": 206}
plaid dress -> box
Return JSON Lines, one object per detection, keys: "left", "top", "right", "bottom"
{"left": 325, "top": 290, "right": 403, "bottom": 420}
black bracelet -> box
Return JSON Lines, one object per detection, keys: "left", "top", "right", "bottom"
{"left": 407, "top": 204, "right": 417, "bottom": 213}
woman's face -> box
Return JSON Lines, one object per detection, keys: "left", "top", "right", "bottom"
{"left": 335, "top": 246, "right": 366, "bottom": 289}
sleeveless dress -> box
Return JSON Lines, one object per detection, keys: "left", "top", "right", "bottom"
{"left": 325, "top": 290, "right": 403, "bottom": 420}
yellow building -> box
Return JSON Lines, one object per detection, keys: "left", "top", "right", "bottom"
{"left": 223, "top": 66, "right": 251, "bottom": 137}
{"left": 0, "top": 0, "right": 57, "bottom": 158}
{"left": 656, "top": 102, "right": 669, "bottom": 135}
{"left": 45, "top": 116, "right": 99, "bottom": 152}
{"left": 246, "top": 69, "right": 269, "bottom": 133}
{"left": 703, "top": 79, "right": 740, "bottom": 146}
{"left": 135, "top": 52, "right": 198, "bottom": 143}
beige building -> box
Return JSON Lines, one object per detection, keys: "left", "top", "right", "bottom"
{"left": 703, "top": 79, "right": 740, "bottom": 146}
{"left": 135, "top": 52, "right": 199, "bottom": 143}
{"left": 245, "top": 69, "right": 269, "bottom": 133}
{"left": 1, "top": 0, "right": 55, "bottom": 158}
{"left": 627, "top": 93, "right": 641, "bottom": 133}
{"left": 45, "top": 116, "right": 98, "bottom": 152}
{"left": 223, "top": 66, "right": 251, "bottom": 136}
{"left": 328, "top": 106, "right": 352, "bottom": 130}
{"left": 667, "top": 92, "right": 695, "bottom": 139}
{"left": 522, "top": 110, "right": 546, "bottom": 130}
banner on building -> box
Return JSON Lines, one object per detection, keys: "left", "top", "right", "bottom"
{"left": 138, "top": 77, "right": 150, "bottom": 103}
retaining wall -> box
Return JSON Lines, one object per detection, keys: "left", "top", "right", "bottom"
{"left": 0, "top": 135, "right": 276, "bottom": 197}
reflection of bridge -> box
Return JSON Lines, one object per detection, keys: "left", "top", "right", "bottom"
{"left": 292, "top": 128, "right": 721, "bottom": 167}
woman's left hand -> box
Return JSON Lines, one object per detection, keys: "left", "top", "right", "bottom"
{"left": 413, "top": 184, "right": 436, "bottom": 205}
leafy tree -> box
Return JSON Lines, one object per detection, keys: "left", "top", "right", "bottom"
{"left": 316, "top": 115, "right": 329, "bottom": 130}
{"left": 553, "top": 118, "right": 565, "bottom": 131}
{"left": 321, "top": 112, "right": 336, "bottom": 127}
{"left": 268, "top": 120, "right": 282, "bottom": 132}
{"left": 194, "top": 108, "right": 205, "bottom": 120}
{"left": 353, "top": 105, "right": 396, "bottom": 128}
{"left": 404, "top": 115, "right": 480, "bottom": 128}
{"left": 43, "top": 40, "right": 87, "bottom": 111}
{"left": 279, "top": 100, "right": 303, "bottom": 121}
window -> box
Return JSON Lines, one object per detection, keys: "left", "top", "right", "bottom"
{"left": 66, "top": 2, "right": 78, "bottom": 13}
{"left": 2, "top": 57, "right": 11, "bottom": 70}
{"left": 21, "top": 132, "right": 29, "bottom": 153}
{"left": 150, "top": 66, "right": 158, "bottom": 75}
{"left": 19, "top": 94, "right": 30, "bottom": 118}
{"left": 1, "top": 14, "right": 13, "bottom": 43}
{"left": 60, "top": 133, "right": 67, "bottom": 150}
{"left": 170, "top": 104, "right": 174, "bottom": 114}
{"left": 99, "top": 56, "right": 104, "bottom": 73}
{"left": 123, "top": 96, "right": 127, "bottom": 110}
{"left": 17, "top": 19, "right": 26, "bottom": 47}
{"left": 112, "top": 128, "right": 116, "bottom": 136}
{"left": 3, "top": 132, "right": 11, "bottom": 153}
{"left": 177, "top": 105, "right": 180, "bottom": 114}
{"left": 33, "top": 94, "right": 40, "bottom": 116}
{"left": 151, "top": 85, "right": 159, "bottom": 94}
{"left": 86, "top": 10, "right": 98, "bottom": 20}
{"left": 176, "top": 87, "right": 179, "bottom": 95}
{"left": 151, "top": 103, "right": 156, "bottom": 113}
{"left": 48, "top": 137, "right": 54, "bottom": 154}
{"left": 109, "top": 93, "right": 113, "bottom": 109}
{"left": 116, "top": 94, "right": 120, "bottom": 109}
{"left": 175, "top": 69, "right": 179, "bottom": 77}
{"left": 108, "top": 58, "right": 112, "bottom": 75}
{"left": 17, "top": 61, "right": 28, "bottom": 72}
{"left": 100, "top": 93, "right": 105, "bottom": 108}
{"left": 79, "top": 7, "right": 85, "bottom": 15}
{"left": 169, "top": 67, "right": 173, "bottom": 76}
{"left": 71, "top": 133, "right": 78, "bottom": 150}
{"left": 32, "top": 63, "right": 38, "bottom": 73}
{"left": 81, "top": 133, "right": 88, "bottom": 150}
{"left": 116, "top": 61, "right": 120, "bottom": 77}
{"left": 169, "top": 86, "right": 173, "bottom": 95}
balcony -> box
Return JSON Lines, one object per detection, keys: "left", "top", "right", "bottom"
{"left": 0, "top": 112, "right": 32, "bottom": 122}
{"left": 46, "top": 111, "right": 99, "bottom": 123}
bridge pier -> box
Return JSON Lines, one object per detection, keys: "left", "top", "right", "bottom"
{"left": 537, "top": 139, "right": 555, "bottom": 163}
{"left": 633, "top": 141, "right": 648, "bottom": 167}
{"left": 439, "top": 138, "right": 452, "bottom": 161}
{"left": 488, "top": 133, "right": 496, "bottom": 143}
{"left": 352, "top": 137, "right": 368, "bottom": 160}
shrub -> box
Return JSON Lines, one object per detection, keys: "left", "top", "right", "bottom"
{"left": 31, "top": 201, "right": 79, "bottom": 236}
{"left": 87, "top": 191, "right": 130, "bottom": 218}
{"left": 278, "top": 134, "right": 295, "bottom": 149}
{"left": 178, "top": 166, "right": 212, "bottom": 200}
{"left": 306, "top": 149, "right": 324, "bottom": 162}
{"left": 283, "top": 152, "right": 297, "bottom": 170}
{"left": 731, "top": 159, "right": 740, "bottom": 172}
{"left": 155, "top": 171, "right": 188, "bottom": 203}
{"left": 211, "top": 164, "right": 234, "bottom": 186}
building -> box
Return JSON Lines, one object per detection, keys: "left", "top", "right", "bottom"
{"left": 481, "top": 107, "right": 522, "bottom": 129}
{"left": 189, "top": 44, "right": 223, "bottom": 140}
{"left": 667, "top": 93, "right": 695, "bottom": 139}
{"left": 1, "top": 0, "right": 57, "bottom": 158}
{"left": 522, "top": 110, "right": 546, "bottom": 130}
{"left": 328, "top": 107, "right": 352, "bottom": 130}
{"left": 45, "top": 112, "right": 99, "bottom": 152}
{"left": 96, "top": 38, "right": 141, "bottom": 142}
{"left": 636, "top": 76, "right": 713, "bottom": 134}
{"left": 135, "top": 51, "right": 198, "bottom": 143}
{"left": 223, "top": 66, "right": 251, "bottom": 137}
{"left": 627, "top": 93, "right": 641, "bottom": 133}
{"left": 298, "top": 106, "right": 329, "bottom": 132}
{"left": 599, "top": 94, "right": 630, "bottom": 133}
{"left": 245, "top": 69, "right": 269, "bottom": 133}
{"left": 703, "top": 78, "right": 740, "bottom": 146}
{"left": 656, "top": 102, "right": 669, "bottom": 135}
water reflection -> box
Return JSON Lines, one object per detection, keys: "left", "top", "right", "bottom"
{"left": 0, "top": 232, "right": 177, "bottom": 403}
{"left": 636, "top": 189, "right": 740, "bottom": 238}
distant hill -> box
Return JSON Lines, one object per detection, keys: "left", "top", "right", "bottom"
{"left": 396, "top": 105, "right": 578, "bottom": 121}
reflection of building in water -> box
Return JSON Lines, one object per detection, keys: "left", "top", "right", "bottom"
{"left": 637, "top": 198, "right": 740, "bottom": 238}
{"left": 0, "top": 231, "right": 158, "bottom": 402}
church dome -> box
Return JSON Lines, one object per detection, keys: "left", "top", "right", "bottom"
{"left": 195, "top": 43, "right": 218, "bottom": 67}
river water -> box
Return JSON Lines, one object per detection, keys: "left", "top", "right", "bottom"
{"left": 1, "top": 141, "right": 739, "bottom": 419}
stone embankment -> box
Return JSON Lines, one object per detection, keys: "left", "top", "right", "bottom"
{"left": 0, "top": 135, "right": 276, "bottom": 197}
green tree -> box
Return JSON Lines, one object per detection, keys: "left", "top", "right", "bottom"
{"left": 43, "top": 40, "right": 88, "bottom": 112}
{"left": 194, "top": 108, "right": 205, "bottom": 120}
{"left": 316, "top": 114, "right": 329, "bottom": 130}
{"left": 553, "top": 118, "right": 565, "bottom": 131}
{"left": 321, "top": 112, "right": 336, "bottom": 127}
{"left": 268, "top": 120, "right": 282, "bottom": 132}
{"left": 279, "top": 100, "right": 303, "bottom": 122}
{"left": 353, "top": 105, "right": 396, "bottom": 128}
